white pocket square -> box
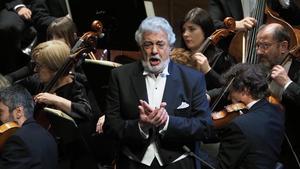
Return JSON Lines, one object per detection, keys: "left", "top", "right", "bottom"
{"left": 177, "top": 102, "right": 189, "bottom": 109}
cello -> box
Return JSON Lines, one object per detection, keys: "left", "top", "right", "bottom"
{"left": 34, "top": 20, "right": 103, "bottom": 129}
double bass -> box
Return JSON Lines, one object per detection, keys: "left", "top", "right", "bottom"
{"left": 229, "top": 0, "right": 299, "bottom": 64}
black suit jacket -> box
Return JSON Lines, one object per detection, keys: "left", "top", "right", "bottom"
{"left": 0, "top": 118, "right": 58, "bottom": 169}
{"left": 208, "top": 0, "right": 244, "bottom": 29}
{"left": 104, "top": 60, "right": 212, "bottom": 168}
{"left": 280, "top": 58, "right": 300, "bottom": 168}
{"left": 215, "top": 99, "right": 285, "bottom": 169}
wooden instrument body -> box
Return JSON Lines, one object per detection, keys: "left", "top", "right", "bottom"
{"left": 0, "top": 122, "right": 19, "bottom": 152}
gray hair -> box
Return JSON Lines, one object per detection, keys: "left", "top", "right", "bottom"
{"left": 135, "top": 16, "right": 176, "bottom": 47}
{"left": 0, "top": 85, "right": 34, "bottom": 118}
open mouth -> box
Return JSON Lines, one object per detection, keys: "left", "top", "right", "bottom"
{"left": 149, "top": 58, "right": 161, "bottom": 66}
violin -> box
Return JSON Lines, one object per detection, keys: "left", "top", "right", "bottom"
{"left": 0, "top": 121, "right": 19, "bottom": 152}
{"left": 211, "top": 103, "right": 247, "bottom": 128}
{"left": 171, "top": 17, "right": 235, "bottom": 67}
{"left": 197, "top": 17, "right": 235, "bottom": 68}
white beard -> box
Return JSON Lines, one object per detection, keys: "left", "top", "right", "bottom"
{"left": 142, "top": 56, "right": 169, "bottom": 74}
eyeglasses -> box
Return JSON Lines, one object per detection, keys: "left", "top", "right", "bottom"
{"left": 255, "top": 42, "right": 279, "bottom": 50}
{"left": 32, "top": 61, "right": 45, "bottom": 70}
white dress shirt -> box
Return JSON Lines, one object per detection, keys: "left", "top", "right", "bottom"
{"left": 140, "top": 63, "right": 169, "bottom": 166}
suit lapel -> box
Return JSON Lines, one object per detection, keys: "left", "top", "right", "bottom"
{"left": 162, "top": 61, "right": 181, "bottom": 115}
{"left": 288, "top": 59, "right": 300, "bottom": 83}
{"left": 248, "top": 99, "right": 267, "bottom": 112}
{"left": 131, "top": 62, "right": 148, "bottom": 102}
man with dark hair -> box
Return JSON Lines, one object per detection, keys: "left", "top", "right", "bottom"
{"left": 0, "top": 85, "right": 58, "bottom": 169}
{"left": 212, "top": 63, "right": 285, "bottom": 169}
{"left": 0, "top": 0, "right": 55, "bottom": 74}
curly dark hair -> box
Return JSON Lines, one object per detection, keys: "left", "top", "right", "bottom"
{"left": 223, "top": 63, "right": 268, "bottom": 100}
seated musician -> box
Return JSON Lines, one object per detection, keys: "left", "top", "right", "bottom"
{"left": 211, "top": 63, "right": 285, "bottom": 169}
{"left": 172, "top": 7, "right": 235, "bottom": 92}
{"left": 0, "top": 85, "right": 58, "bottom": 169}
{"left": 208, "top": 0, "right": 300, "bottom": 52}
{"left": 256, "top": 23, "right": 300, "bottom": 169}
{"left": 4, "top": 15, "right": 78, "bottom": 84}
{"left": 16, "top": 40, "right": 97, "bottom": 169}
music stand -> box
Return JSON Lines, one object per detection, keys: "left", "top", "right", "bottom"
{"left": 81, "top": 59, "right": 121, "bottom": 111}
{"left": 44, "top": 107, "right": 79, "bottom": 143}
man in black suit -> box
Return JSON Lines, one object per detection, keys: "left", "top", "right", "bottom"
{"left": 103, "top": 16, "right": 212, "bottom": 169}
{"left": 256, "top": 23, "right": 300, "bottom": 169}
{"left": 0, "top": 0, "right": 33, "bottom": 74}
{"left": 0, "top": 85, "right": 58, "bottom": 169}
{"left": 0, "top": 0, "right": 55, "bottom": 74}
{"left": 212, "top": 63, "right": 285, "bottom": 169}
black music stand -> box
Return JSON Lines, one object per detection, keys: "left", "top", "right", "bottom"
{"left": 81, "top": 59, "right": 121, "bottom": 166}
{"left": 81, "top": 59, "right": 121, "bottom": 114}
{"left": 44, "top": 107, "right": 79, "bottom": 143}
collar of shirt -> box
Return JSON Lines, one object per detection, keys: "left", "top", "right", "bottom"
{"left": 246, "top": 99, "right": 260, "bottom": 109}
{"left": 143, "top": 61, "right": 170, "bottom": 78}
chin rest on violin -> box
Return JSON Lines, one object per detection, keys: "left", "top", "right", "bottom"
{"left": 211, "top": 103, "right": 247, "bottom": 128}
{"left": 0, "top": 121, "right": 20, "bottom": 152}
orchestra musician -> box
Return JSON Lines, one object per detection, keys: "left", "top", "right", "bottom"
{"left": 16, "top": 40, "right": 97, "bottom": 169}
{"left": 171, "top": 7, "right": 235, "bottom": 91}
{"left": 256, "top": 23, "right": 300, "bottom": 169}
{"left": 211, "top": 63, "right": 285, "bottom": 169}
{"left": 208, "top": 0, "right": 300, "bottom": 30}
{"left": 4, "top": 15, "right": 78, "bottom": 84}
{"left": 208, "top": 0, "right": 300, "bottom": 52}
{"left": 0, "top": 85, "right": 58, "bottom": 169}
{"left": 103, "top": 16, "right": 212, "bottom": 169}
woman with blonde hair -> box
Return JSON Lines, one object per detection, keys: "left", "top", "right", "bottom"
{"left": 17, "top": 40, "right": 97, "bottom": 169}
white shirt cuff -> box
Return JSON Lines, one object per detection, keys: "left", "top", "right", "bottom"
{"left": 159, "top": 116, "right": 169, "bottom": 135}
{"left": 284, "top": 80, "right": 293, "bottom": 90}
{"left": 14, "top": 4, "right": 25, "bottom": 11}
{"left": 138, "top": 122, "right": 149, "bottom": 139}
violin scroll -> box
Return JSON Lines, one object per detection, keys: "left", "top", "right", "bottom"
{"left": 210, "top": 17, "right": 236, "bottom": 45}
